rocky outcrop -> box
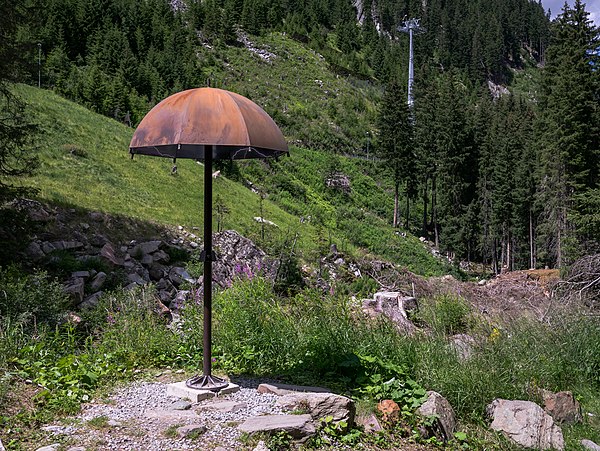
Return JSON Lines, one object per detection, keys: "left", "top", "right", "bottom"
{"left": 487, "top": 399, "right": 564, "bottom": 450}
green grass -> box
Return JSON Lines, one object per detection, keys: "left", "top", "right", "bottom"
{"left": 12, "top": 83, "right": 321, "bottom": 253}
{"left": 12, "top": 82, "right": 447, "bottom": 275}
{"left": 204, "top": 32, "right": 381, "bottom": 154}
{"left": 2, "top": 268, "right": 599, "bottom": 449}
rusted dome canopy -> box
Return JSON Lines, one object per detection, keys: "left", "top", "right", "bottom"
{"left": 129, "top": 87, "right": 288, "bottom": 160}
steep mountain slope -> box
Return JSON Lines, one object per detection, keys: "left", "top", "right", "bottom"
{"left": 13, "top": 83, "right": 449, "bottom": 275}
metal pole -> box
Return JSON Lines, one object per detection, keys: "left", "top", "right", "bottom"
{"left": 37, "top": 43, "right": 41, "bottom": 88}
{"left": 203, "top": 144, "right": 213, "bottom": 378}
{"left": 185, "top": 145, "right": 227, "bottom": 391}
{"left": 408, "top": 28, "right": 414, "bottom": 107}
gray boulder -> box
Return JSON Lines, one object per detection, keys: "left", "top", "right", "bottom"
{"left": 449, "top": 334, "right": 476, "bottom": 361}
{"left": 176, "top": 424, "right": 207, "bottom": 438}
{"left": 582, "top": 439, "right": 600, "bottom": 451}
{"left": 417, "top": 391, "right": 456, "bottom": 441}
{"left": 238, "top": 414, "right": 315, "bottom": 440}
{"left": 487, "top": 399, "right": 564, "bottom": 450}
{"left": 89, "top": 272, "right": 107, "bottom": 292}
{"left": 168, "top": 267, "right": 195, "bottom": 287}
{"left": 100, "top": 242, "right": 123, "bottom": 266}
{"left": 63, "top": 278, "right": 85, "bottom": 304}
{"left": 25, "top": 241, "right": 45, "bottom": 260}
{"left": 277, "top": 392, "right": 355, "bottom": 427}
{"left": 78, "top": 292, "right": 103, "bottom": 310}
{"left": 132, "top": 240, "right": 162, "bottom": 257}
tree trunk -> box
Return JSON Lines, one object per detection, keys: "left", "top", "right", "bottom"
{"left": 492, "top": 238, "right": 498, "bottom": 274}
{"left": 529, "top": 208, "right": 535, "bottom": 269}
{"left": 405, "top": 191, "right": 410, "bottom": 231}
{"left": 393, "top": 182, "right": 399, "bottom": 228}
{"left": 432, "top": 176, "right": 439, "bottom": 248}
{"left": 422, "top": 178, "right": 428, "bottom": 236}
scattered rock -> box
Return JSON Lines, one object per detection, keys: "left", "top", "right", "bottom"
{"left": 211, "top": 230, "right": 277, "bottom": 287}
{"left": 25, "top": 241, "right": 45, "bottom": 260}
{"left": 176, "top": 424, "right": 207, "bottom": 438}
{"left": 64, "top": 278, "right": 85, "bottom": 304}
{"left": 100, "top": 242, "right": 123, "bottom": 266}
{"left": 66, "top": 447, "right": 86, "bottom": 451}
{"left": 89, "top": 272, "right": 107, "bottom": 291}
{"left": 417, "top": 391, "right": 456, "bottom": 441}
{"left": 277, "top": 392, "right": 355, "bottom": 427}
{"left": 153, "top": 250, "right": 170, "bottom": 263}
{"left": 196, "top": 400, "right": 247, "bottom": 413}
{"left": 89, "top": 211, "right": 103, "bottom": 222}
{"left": 356, "top": 413, "right": 382, "bottom": 433}
{"left": 238, "top": 414, "right": 315, "bottom": 440}
{"left": 449, "top": 334, "right": 476, "bottom": 361}
{"left": 542, "top": 390, "right": 582, "bottom": 424}
{"left": 107, "top": 419, "right": 122, "bottom": 427}
{"left": 132, "top": 240, "right": 162, "bottom": 256}
{"left": 168, "top": 267, "right": 195, "bottom": 286}
{"left": 35, "top": 445, "right": 61, "bottom": 451}
{"left": 171, "top": 400, "right": 192, "bottom": 410}
{"left": 257, "top": 383, "right": 330, "bottom": 396}
{"left": 51, "top": 240, "right": 84, "bottom": 251}
{"left": 89, "top": 234, "right": 108, "bottom": 247}
{"left": 71, "top": 271, "right": 90, "bottom": 279}
{"left": 127, "top": 273, "right": 146, "bottom": 286}
{"left": 487, "top": 399, "right": 564, "bottom": 450}
{"left": 325, "top": 172, "right": 351, "bottom": 194}
{"left": 253, "top": 441, "right": 269, "bottom": 451}
{"left": 78, "top": 292, "right": 103, "bottom": 310}
{"left": 582, "top": 439, "right": 600, "bottom": 451}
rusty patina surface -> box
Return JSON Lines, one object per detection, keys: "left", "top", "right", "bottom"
{"left": 129, "top": 87, "right": 288, "bottom": 160}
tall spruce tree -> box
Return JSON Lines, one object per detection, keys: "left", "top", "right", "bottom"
{"left": 0, "top": 0, "right": 38, "bottom": 201}
{"left": 376, "top": 81, "right": 414, "bottom": 229}
{"left": 535, "top": 0, "right": 599, "bottom": 267}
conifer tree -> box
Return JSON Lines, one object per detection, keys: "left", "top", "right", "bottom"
{"left": 376, "top": 81, "right": 414, "bottom": 229}
{"left": 535, "top": 0, "right": 599, "bottom": 267}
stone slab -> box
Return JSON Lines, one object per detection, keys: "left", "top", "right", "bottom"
{"left": 257, "top": 383, "right": 330, "bottom": 396}
{"left": 166, "top": 381, "right": 239, "bottom": 402}
{"left": 238, "top": 414, "right": 315, "bottom": 439}
{"left": 196, "top": 400, "right": 247, "bottom": 413}
{"left": 166, "top": 381, "right": 216, "bottom": 402}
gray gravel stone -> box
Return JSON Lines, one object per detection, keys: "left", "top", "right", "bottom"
{"left": 53, "top": 380, "right": 287, "bottom": 450}
{"left": 172, "top": 400, "right": 192, "bottom": 410}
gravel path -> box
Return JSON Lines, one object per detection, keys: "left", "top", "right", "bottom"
{"left": 39, "top": 379, "right": 286, "bottom": 451}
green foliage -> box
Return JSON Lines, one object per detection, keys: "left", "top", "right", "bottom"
{"left": 420, "top": 294, "right": 473, "bottom": 335}
{"left": 336, "top": 353, "right": 428, "bottom": 411}
{"left": 12, "top": 326, "right": 131, "bottom": 412}
{"left": 266, "top": 430, "right": 293, "bottom": 451}
{"left": 0, "top": 266, "right": 70, "bottom": 328}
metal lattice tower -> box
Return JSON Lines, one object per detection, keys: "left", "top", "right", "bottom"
{"left": 397, "top": 18, "right": 425, "bottom": 107}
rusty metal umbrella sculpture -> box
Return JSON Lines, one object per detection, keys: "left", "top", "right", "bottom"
{"left": 129, "top": 88, "right": 288, "bottom": 391}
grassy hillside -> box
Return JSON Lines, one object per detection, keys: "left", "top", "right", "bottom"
{"left": 12, "top": 78, "right": 447, "bottom": 275}
{"left": 203, "top": 32, "right": 381, "bottom": 154}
